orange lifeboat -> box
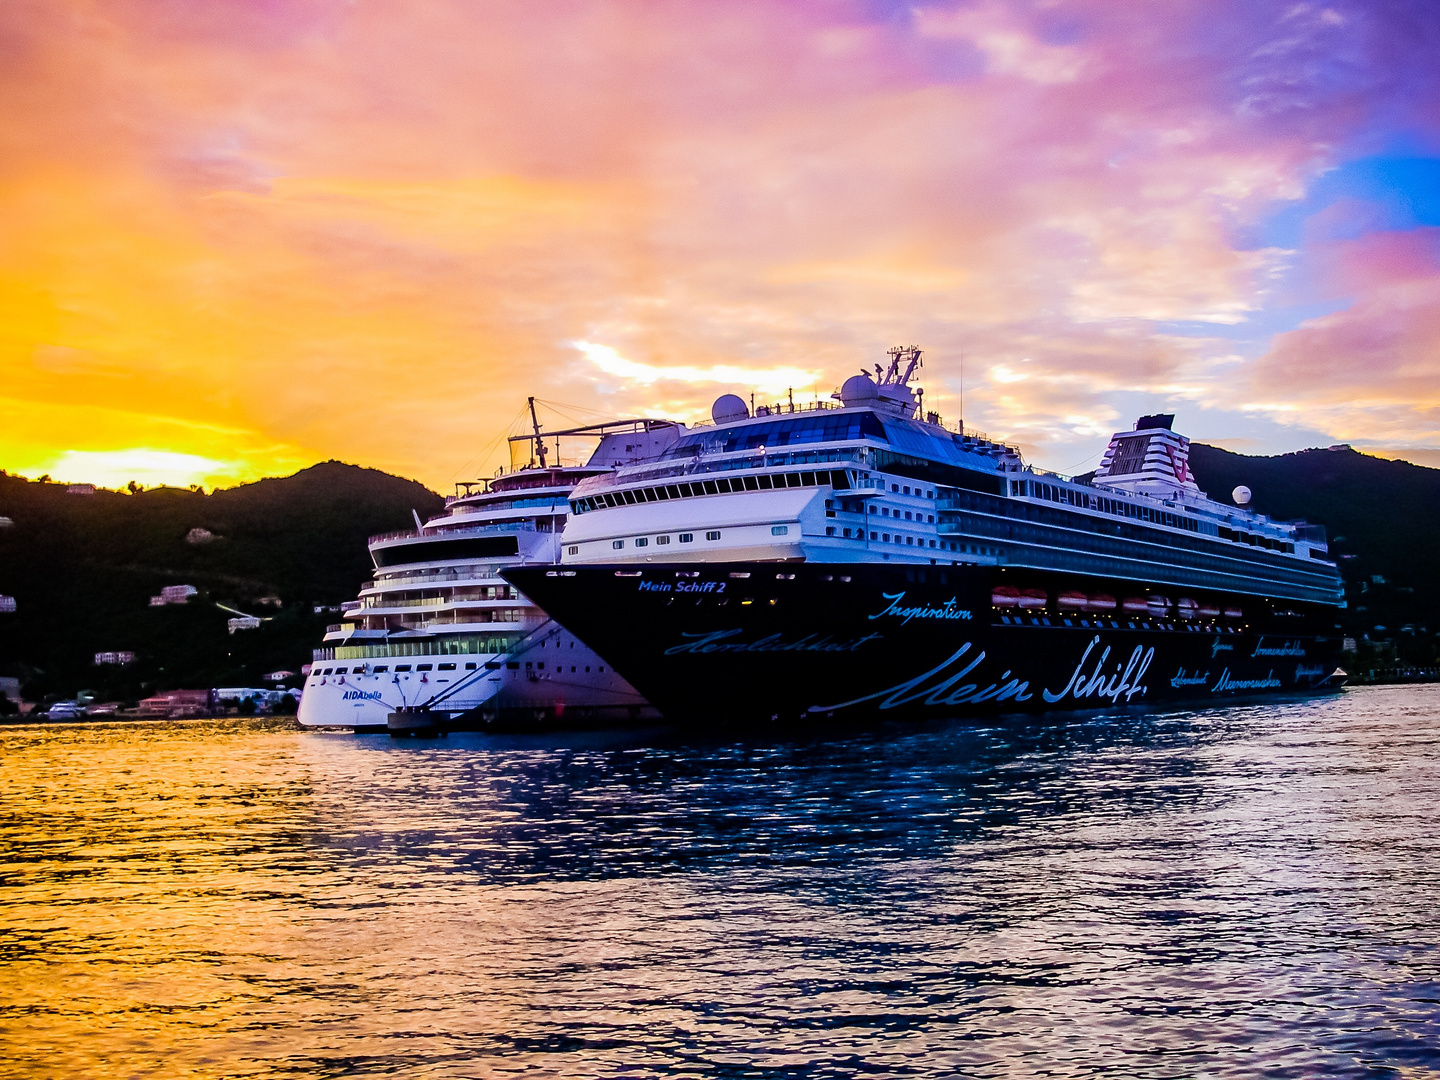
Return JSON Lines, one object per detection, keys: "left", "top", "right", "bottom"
{"left": 1018, "top": 588, "right": 1048, "bottom": 610}
{"left": 1147, "top": 595, "right": 1172, "bottom": 616}
{"left": 1197, "top": 601, "right": 1221, "bottom": 618}
{"left": 1176, "top": 597, "right": 1199, "bottom": 618}
{"left": 1121, "top": 596, "right": 1148, "bottom": 615}
{"left": 991, "top": 585, "right": 1021, "bottom": 608}
{"left": 1057, "top": 591, "right": 1088, "bottom": 611}
{"left": 1086, "top": 594, "right": 1117, "bottom": 613}
{"left": 1223, "top": 605, "right": 1244, "bottom": 619}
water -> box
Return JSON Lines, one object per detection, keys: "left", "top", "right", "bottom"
{"left": 2, "top": 687, "right": 1439, "bottom": 1078}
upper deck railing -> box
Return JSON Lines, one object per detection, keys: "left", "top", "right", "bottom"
{"left": 368, "top": 520, "right": 542, "bottom": 546}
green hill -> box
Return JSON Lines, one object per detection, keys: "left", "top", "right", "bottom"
{"left": 0, "top": 462, "right": 443, "bottom": 704}
{"left": 1188, "top": 444, "right": 1439, "bottom": 662}
{"left": 3, "top": 443, "right": 1437, "bottom": 705}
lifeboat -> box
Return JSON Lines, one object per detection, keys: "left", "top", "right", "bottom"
{"left": 1018, "top": 588, "right": 1048, "bottom": 610}
{"left": 1223, "top": 606, "right": 1244, "bottom": 619}
{"left": 1086, "top": 594, "right": 1117, "bottom": 613}
{"left": 1197, "top": 601, "right": 1221, "bottom": 619}
{"left": 991, "top": 585, "right": 1021, "bottom": 608}
{"left": 1147, "top": 595, "right": 1172, "bottom": 616}
{"left": 1121, "top": 596, "right": 1148, "bottom": 615}
{"left": 1176, "top": 597, "right": 1199, "bottom": 618}
{"left": 1057, "top": 591, "right": 1088, "bottom": 611}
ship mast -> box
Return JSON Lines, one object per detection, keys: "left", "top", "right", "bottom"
{"left": 527, "top": 396, "right": 547, "bottom": 468}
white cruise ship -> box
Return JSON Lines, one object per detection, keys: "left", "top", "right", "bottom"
{"left": 507, "top": 348, "right": 1346, "bottom": 727}
{"left": 298, "top": 405, "right": 686, "bottom": 731}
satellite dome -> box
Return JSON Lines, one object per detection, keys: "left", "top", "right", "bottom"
{"left": 839, "top": 374, "right": 879, "bottom": 405}
{"left": 1232, "top": 485, "right": 1252, "bottom": 506}
{"left": 711, "top": 393, "right": 749, "bottom": 424}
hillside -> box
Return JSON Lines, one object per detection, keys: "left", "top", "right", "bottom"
{"left": 3, "top": 444, "right": 1437, "bottom": 704}
{"left": 1188, "top": 444, "right": 1439, "bottom": 658}
{"left": 0, "top": 463, "right": 444, "bottom": 703}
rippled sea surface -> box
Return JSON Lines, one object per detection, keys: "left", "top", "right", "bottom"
{"left": 3, "top": 687, "right": 1440, "bottom": 1078}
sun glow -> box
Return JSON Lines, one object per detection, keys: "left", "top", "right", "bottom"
{"left": 41, "top": 449, "right": 235, "bottom": 490}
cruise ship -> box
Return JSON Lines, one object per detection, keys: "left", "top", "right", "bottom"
{"left": 506, "top": 348, "right": 1347, "bottom": 725}
{"left": 298, "top": 405, "right": 685, "bottom": 731}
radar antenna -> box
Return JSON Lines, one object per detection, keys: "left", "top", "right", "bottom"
{"left": 884, "top": 345, "right": 923, "bottom": 385}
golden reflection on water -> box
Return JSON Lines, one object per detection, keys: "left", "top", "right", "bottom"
{"left": 3, "top": 692, "right": 1440, "bottom": 1078}
{"left": 0, "top": 719, "right": 729, "bottom": 1077}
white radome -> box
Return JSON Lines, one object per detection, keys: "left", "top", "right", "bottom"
{"left": 1232, "top": 485, "right": 1252, "bottom": 505}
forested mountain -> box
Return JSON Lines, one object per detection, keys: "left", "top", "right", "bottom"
{"left": 2, "top": 443, "right": 1436, "bottom": 705}
{"left": 0, "top": 463, "right": 444, "bottom": 702}
{"left": 1188, "top": 444, "right": 1440, "bottom": 660}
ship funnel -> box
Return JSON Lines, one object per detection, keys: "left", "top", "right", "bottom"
{"left": 1094, "top": 415, "right": 1204, "bottom": 498}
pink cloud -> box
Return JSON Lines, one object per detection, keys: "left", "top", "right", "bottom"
{"left": 2, "top": 0, "right": 1439, "bottom": 484}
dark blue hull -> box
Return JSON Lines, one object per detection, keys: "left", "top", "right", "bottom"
{"left": 504, "top": 563, "right": 1346, "bottom": 725}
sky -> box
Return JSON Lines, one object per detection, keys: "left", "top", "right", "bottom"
{"left": 2, "top": 0, "right": 1438, "bottom": 491}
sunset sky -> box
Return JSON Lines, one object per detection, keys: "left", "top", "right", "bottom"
{"left": 2, "top": 0, "right": 1438, "bottom": 491}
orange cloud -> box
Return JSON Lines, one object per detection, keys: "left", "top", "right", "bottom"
{"left": 1, "top": 0, "right": 1438, "bottom": 490}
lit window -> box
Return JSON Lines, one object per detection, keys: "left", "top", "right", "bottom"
{"left": 771, "top": 525, "right": 788, "bottom": 536}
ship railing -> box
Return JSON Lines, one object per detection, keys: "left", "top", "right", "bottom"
{"left": 684, "top": 398, "right": 843, "bottom": 431}
{"left": 356, "top": 594, "right": 517, "bottom": 610}
{"left": 363, "top": 568, "right": 501, "bottom": 592}
{"left": 576, "top": 446, "right": 868, "bottom": 497}
{"left": 368, "top": 521, "right": 540, "bottom": 546}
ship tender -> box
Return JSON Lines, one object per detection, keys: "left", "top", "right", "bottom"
{"left": 505, "top": 347, "right": 1346, "bottom": 725}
